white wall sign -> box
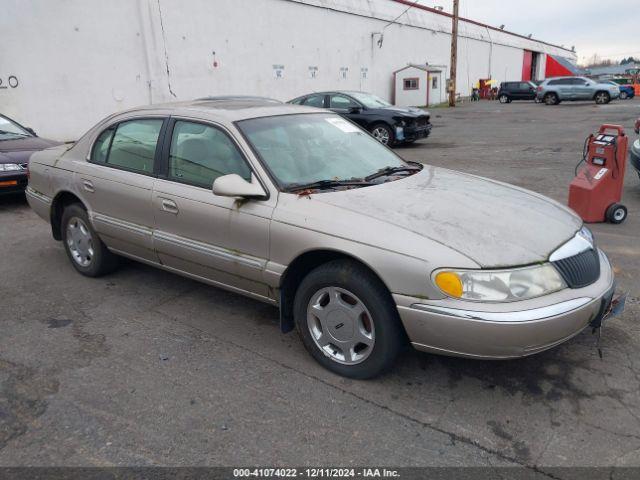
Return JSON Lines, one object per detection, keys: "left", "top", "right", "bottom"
{"left": 360, "top": 67, "right": 368, "bottom": 79}
{"left": 339, "top": 67, "right": 348, "bottom": 80}
{"left": 308, "top": 66, "right": 318, "bottom": 79}
{"left": 273, "top": 64, "right": 285, "bottom": 79}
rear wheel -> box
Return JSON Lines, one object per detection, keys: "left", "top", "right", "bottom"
{"left": 498, "top": 94, "right": 510, "bottom": 104}
{"left": 595, "top": 91, "right": 610, "bottom": 104}
{"left": 544, "top": 93, "right": 559, "bottom": 105}
{"left": 370, "top": 124, "right": 394, "bottom": 146}
{"left": 294, "top": 260, "right": 405, "bottom": 379}
{"left": 605, "top": 203, "right": 627, "bottom": 224}
{"left": 61, "top": 204, "right": 119, "bottom": 276}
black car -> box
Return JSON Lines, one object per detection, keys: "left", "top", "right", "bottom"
{"left": 497, "top": 81, "right": 539, "bottom": 103}
{"left": 0, "top": 114, "right": 61, "bottom": 196}
{"left": 288, "top": 91, "right": 431, "bottom": 146}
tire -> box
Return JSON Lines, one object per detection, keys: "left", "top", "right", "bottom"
{"left": 544, "top": 93, "right": 559, "bottom": 105}
{"left": 498, "top": 94, "right": 510, "bottom": 104}
{"left": 61, "top": 203, "right": 119, "bottom": 277}
{"left": 293, "top": 260, "right": 405, "bottom": 379}
{"left": 370, "top": 123, "right": 394, "bottom": 146}
{"left": 620, "top": 91, "right": 628, "bottom": 100}
{"left": 605, "top": 203, "right": 627, "bottom": 224}
{"left": 594, "top": 91, "right": 610, "bottom": 104}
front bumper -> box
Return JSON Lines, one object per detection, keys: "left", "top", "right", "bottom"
{"left": 395, "top": 249, "right": 615, "bottom": 359}
{"left": 396, "top": 123, "right": 432, "bottom": 142}
{"left": 0, "top": 173, "right": 28, "bottom": 195}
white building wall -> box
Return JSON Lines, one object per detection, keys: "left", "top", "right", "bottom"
{"left": 1, "top": 0, "right": 576, "bottom": 140}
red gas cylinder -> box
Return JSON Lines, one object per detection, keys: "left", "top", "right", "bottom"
{"left": 568, "top": 124, "right": 628, "bottom": 224}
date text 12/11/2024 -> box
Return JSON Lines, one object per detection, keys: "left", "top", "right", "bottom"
{"left": 232, "top": 468, "right": 400, "bottom": 478}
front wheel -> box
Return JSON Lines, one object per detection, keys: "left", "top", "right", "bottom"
{"left": 620, "top": 91, "right": 628, "bottom": 100}
{"left": 595, "top": 91, "right": 611, "bottom": 104}
{"left": 370, "top": 124, "right": 394, "bottom": 146}
{"left": 294, "top": 260, "right": 405, "bottom": 379}
{"left": 61, "top": 203, "right": 119, "bottom": 277}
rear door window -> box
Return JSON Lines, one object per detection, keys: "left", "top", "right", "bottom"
{"left": 103, "top": 119, "right": 163, "bottom": 174}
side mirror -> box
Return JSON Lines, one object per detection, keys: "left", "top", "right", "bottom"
{"left": 349, "top": 106, "right": 362, "bottom": 114}
{"left": 212, "top": 173, "right": 267, "bottom": 199}
{"left": 635, "top": 118, "right": 640, "bottom": 134}
{"left": 25, "top": 127, "right": 37, "bottom": 136}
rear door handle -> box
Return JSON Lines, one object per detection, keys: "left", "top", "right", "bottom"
{"left": 82, "top": 180, "right": 95, "bottom": 193}
{"left": 161, "top": 198, "right": 179, "bottom": 214}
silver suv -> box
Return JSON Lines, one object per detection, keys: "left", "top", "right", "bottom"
{"left": 537, "top": 76, "right": 620, "bottom": 105}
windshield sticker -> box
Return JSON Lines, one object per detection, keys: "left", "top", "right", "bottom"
{"left": 325, "top": 118, "right": 360, "bottom": 133}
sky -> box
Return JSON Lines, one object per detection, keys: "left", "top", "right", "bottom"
{"left": 417, "top": 0, "right": 639, "bottom": 65}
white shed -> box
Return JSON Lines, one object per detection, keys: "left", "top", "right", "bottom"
{"left": 393, "top": 64, "right": 446, "bottom": 107}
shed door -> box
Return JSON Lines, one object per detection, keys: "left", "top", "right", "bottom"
{"left": 429, "top": 72, "right": 441, "bottom": 106}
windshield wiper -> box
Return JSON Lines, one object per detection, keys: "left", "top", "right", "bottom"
{"left": 365, "top": 163, "right": 422, "bottom": 181}
{"left": 285, "top": 179, "right": 374, "bottom": 193}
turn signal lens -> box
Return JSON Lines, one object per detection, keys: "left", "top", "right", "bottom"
{"left": 435, "top": 271, "right": 463, "bottom": 298}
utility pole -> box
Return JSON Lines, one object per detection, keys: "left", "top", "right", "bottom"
{"left": 448, "top": 0, "right": 459, "bottom": 107}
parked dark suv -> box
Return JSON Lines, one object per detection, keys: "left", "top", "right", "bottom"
{"left": 288, "top": 91, "right": 431, "bottom": 146}
{"left": 497, "top": 81, "right": 538, "bottom": 103}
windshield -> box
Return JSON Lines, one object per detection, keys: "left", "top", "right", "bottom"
{"left": 349, "top": 92, "right": 392, "bottom": 109}
{"left": 237, "top": 113, "right": 407, "bottom": 188}
{"left": 0, "top": 116, "right": 31, "bottom": 140}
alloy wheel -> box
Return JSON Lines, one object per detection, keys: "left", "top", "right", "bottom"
{"left": 371, "top": 127, "right": 390, "bottom": 145}
{"left": 306, "top": 286, "right": 375, "bottom": 365}
{"left": 66, "top": 217, "right": 94, "bottom": 267}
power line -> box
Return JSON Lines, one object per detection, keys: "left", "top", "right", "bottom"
{"left": 382, "top": 0, "right": 422, "bottom": 30}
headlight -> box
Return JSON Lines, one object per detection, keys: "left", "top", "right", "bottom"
{"left": 0, "top": 163, "right": 23, "bottom": 172}
{"left": 433, "top": 264, "right": 566, "bottom": 302}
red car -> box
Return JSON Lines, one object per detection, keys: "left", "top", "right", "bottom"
{"left": 0, "top": 114, "right": 61, "bottom": 196}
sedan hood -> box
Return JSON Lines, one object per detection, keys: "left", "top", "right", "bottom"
{"left": 381, "top": 106, "right": 429, "bottom": 118}
{"left": 313, "top": 167, "right": 581, "bottom": 268}
{"left": 0, "top": 136, "right": 60, "bottom": 153}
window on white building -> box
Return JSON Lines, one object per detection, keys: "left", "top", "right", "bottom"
{"left": 403, "top": 78, "right": 419, "bottom": 90}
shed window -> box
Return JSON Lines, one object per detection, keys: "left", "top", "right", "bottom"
{"left": 432, "top": 76, "right": 438, "bottom": 89}
{"left": 403, "top": 78, "right": 419, "bottom": 90}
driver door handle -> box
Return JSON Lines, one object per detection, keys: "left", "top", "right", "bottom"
{"left": 160, "top": 198, "right": 179, "bottom": 214}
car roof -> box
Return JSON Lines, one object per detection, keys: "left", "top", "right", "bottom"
{"left": 297, "top": 90, "right": 366, "bottom": 97}
{"left": 112, "top": 98, "right": 327, "bottom": 123}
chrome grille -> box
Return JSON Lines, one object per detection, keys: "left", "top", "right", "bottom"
{"left": 551, "top": 248, "right": 600, "bottom": 289}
